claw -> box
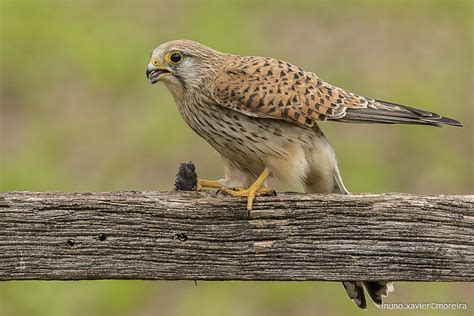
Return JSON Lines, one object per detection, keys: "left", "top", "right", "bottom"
{"left": 197, "top": 179, "right": 221, "bottom": 191}
{"left": 220, "top": 168, "right": 272, "bottom": 210}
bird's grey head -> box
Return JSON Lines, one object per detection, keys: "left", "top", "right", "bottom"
{"left": 146, "top": 40, "right": 224, "bottom": 96}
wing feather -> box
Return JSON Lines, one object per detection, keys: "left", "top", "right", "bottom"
{"left": 212, "top": 56, "right": 462, "bottom": 128}
{"left": 212, "top": 56, "right": 367, "bottom": 127}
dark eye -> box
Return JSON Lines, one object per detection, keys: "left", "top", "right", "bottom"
{"left": 169, "top": 52, "right": 183, "bottom": 63}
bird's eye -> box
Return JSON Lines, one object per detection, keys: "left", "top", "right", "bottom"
{"left": 168, "top": 52, "right": 183, "bottom": 64}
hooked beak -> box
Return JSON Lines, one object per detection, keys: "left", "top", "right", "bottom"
{"left": 146, "top": 63, "right": 172, "bottom": 84}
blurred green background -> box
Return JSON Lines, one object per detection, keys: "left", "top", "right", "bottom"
{"left": 0, "top": 0, "right": 472, "bottom": 315}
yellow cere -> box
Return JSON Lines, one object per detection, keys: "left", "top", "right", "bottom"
{"left": 151, "top": 59, "right": 162, "bottom": 67}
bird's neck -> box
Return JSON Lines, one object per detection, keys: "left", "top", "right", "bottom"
{"left": 163, "top": 80, "right": 186, "bottom": 101}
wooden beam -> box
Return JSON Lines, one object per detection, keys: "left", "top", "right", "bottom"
{"left": 0, "top": 191, "right": 472, "bottom": 281}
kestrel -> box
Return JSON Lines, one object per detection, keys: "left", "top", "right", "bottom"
{"left": 146, "top": 40, "right": 462, "bottom": 309}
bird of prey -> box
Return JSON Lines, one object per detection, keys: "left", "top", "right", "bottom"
{"left": 146, "top": 40, "right": 462, "bottom": 309}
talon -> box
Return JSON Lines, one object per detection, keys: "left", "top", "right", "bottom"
{"left": 220, "top": 168, "right": 272, "bottom": 210}
{"left": 197, "top": 179, "right": 221, "bottom": 191}
{"left": 215, "top": 189, "right": 224, "bottom": 195}
{"left": 258, "top": 187, "right": 276, "bottom": 196}
{"left": 247, "top": 189, "right": 257, "bottom": 210}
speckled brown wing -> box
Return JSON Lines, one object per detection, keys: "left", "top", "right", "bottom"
{"left": 212, "top": 56, "right": 368, "bottom": 127}
{"left": 212, "top": 56, "right": 462, "bottom": 128}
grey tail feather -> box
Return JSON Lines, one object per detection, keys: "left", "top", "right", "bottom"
{"left": 330, "top": 99, "right": 463, "bottom": 127}
{"left": 342, "top": 281, "right": 394, "bottom": 309}
{"left": 343, "top": 282, "right": 367, "bottom": 309}
{"left": 364, "top": 281, "right": 394, "bottom": 307}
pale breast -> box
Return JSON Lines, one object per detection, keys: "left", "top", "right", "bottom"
{"left": 175, "top": 92, "right": 323, "bottom": 181}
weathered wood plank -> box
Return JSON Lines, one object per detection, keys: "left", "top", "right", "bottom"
{"left": 0, "top": 191, "right": 472, "bottom": 281}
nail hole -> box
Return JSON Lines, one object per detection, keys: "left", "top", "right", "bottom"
{"left": 176, "top": 233, "right": 188, "bottom": 242}
{"left": 67, "top": 239, "right": 75, "bottom": 247}
{"left": 98, "top": 233, "right": 107, "bottom": 241}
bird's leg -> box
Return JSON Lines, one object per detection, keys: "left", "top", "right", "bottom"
{"left": 221, "top": 167, "right": 272, "bottom": 210}
{"left": 196, "top": 179, "right": 221, "bottom": 190}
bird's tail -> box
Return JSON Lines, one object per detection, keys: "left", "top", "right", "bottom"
{"left": 330, "top": 99, "right": 463, "bottom": 127}
{"left": 343, "top": 281, "right": 394, "bottom": 309}
{"left": 303, "top": 131, "right": 395, "bottom": 309}
{"left": 333, "top": 166, "right": 395, "bottom": 309}
{"left": 328, "top": 98, "right": 459, "bottom": 307}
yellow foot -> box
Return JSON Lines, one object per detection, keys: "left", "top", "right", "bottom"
{"left": 196, "top": 179, "right": 221, "bottom": 191}
{"left": 221, "top": 168, "right": 272, "bottom": 210}
{"left": 221, "top": 186, "right": 275, "bottom": 210}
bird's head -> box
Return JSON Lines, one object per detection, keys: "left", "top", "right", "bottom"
{"left": 146, "top": 40, "right": 224, "bottom": 96}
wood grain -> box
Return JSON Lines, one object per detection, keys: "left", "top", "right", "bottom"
{"left": 0, "top": 191, "right": 472, "bottom": 281}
